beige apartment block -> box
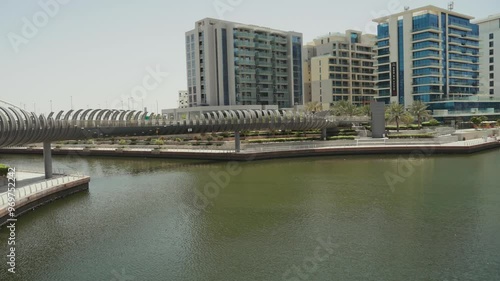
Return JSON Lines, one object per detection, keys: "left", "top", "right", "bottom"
{"left": 304, "top": 30, "right": 377, "bottom": 108}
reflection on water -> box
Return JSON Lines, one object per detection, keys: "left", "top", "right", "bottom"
{"left": 0, "top": 151, "right": 499, "bottom": 281}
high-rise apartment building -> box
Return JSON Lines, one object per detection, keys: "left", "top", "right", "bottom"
{"left": 373, "top": 5, "right": 480, "bottom": 107}
{"left": 476, "top": 14, "right": 500, "bottom": 98}
{"left": 304, "top": 31, "right": 377, "bottom": 107}
{"left": 185, "top": 18, "right": 303, "bottom": 108}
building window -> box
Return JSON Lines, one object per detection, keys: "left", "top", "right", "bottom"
{"left": 491, "top": 65, "right": 495, "bottom": 71}
{"left": 491, "top": 89, "right": 495, "bottom": 95}
{"left": 491, "top": 57, "right": 495, "bottom": 64}
{"left": 490, "top": 81, "right": 495, "bottom": 87}
{"left": 491, "top": 49, "right": 495, "bottom": 55}
{"left": 490, "top": 41, "right": 494, "bottom": 48}
{"left": 490, "top": 33, "right": 494, "bottom": 39}
{"left": 491, "top": 73, "right": 495, "bottom": 79}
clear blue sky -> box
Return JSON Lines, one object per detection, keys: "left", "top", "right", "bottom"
{"left": 0, "top": 0, "right": 498, "bottom": 114}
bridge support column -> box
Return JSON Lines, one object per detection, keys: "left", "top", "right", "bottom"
{"left": 234, "top": 131, "right": 241, "bottom": 153}
{"left": 322, "top": 128, "right": 327, "bottom": 141}
{"left": 43, "top": 142, "right": 53, "bottom": 179}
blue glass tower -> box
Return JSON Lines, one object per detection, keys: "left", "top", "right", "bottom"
{"left": 373, "top": 6, "right": 480, "bottom": 107}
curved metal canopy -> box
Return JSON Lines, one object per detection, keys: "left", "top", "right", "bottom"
{"left": 0, "top": 107, "right": 334, "bottom": 147}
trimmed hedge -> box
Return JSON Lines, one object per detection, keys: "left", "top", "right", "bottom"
{"left": 247, "top": 137, "right": 318, "bottom": 144}
{"left": 0, "top": 164, "right": 9, "bottom": 177}
{"left": 387, "top": 134, "right": 434, "bottom": 139}
{"left": 338, "top": 132, "right": 358, "bottom": 136}
{"left": 327, "top": 136, "right": 356, "bottom": 141}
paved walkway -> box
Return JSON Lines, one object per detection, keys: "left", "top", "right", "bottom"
{"left": 0, "top": 172, "right": 47, "bottom": 193}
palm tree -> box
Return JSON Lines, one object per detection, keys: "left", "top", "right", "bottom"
{"left": 409, "top": 101, "right": 431, "bottom": 129}
{"left": 386, "top": 102, "right": 406, "bottom": 133}
{"left": 305, "top": 101, "right": 323, "bottom": 114}
{"left": 332, "top": 100, "right": 358, "bottom": 116}
{"left": 359, "top": 105, "right": 371, "bottom": 117}
{"left": 401, "top": 112, "right": 415, "bottom": 127}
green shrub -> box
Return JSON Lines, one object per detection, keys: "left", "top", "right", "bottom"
{"left": 154, "top": 139, "right": 165, "bottom": 146}
{"left": 387, "top": 134, "right": 434, "bottom": 139}
{"left": 0, "top": 164, "right": 9, "bottom": 177}
{"left": 422, "top": 119, "right": 440, "bottom": 127}
{"left": 118, "top": 139, "right": 127, "bottom": 145}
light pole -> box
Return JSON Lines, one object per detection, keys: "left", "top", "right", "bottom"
{"left": 156, "top": 100, "right": 159, "bottom": 114}
{"left": 50, "top": 100, "right": 53, "bottom": 113}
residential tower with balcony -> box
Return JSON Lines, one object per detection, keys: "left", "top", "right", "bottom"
{"left": 304, "top": 31, "right": 377, "bottom": 107}
{"left": 373, "top": 5, "right": 480, "bottom": 107}
{"left": 185, "top": 18, "right": 303, "bottom": 108}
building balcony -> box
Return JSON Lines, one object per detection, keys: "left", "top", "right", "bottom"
{"left": 448, "top": 41, "right": 479, "bottom": 48}
{"left": 235, "top": 50, "right": 256, "bottom": 57}
{"left": 273, "top": 46, "right": 288, "bottom": 52}
{"left": 449, "top": 57, "right": 479, "bottom": 64}
{"left": 274, "top": 89, "right": 289, "bottom": 94}
{"left": 273, "top": 37, "right": 288, "bottom": 44}
{"left": 374, "top": 54, "right": 390, "bottom": 59}
{"left": 255, "top": 43, "right": 272, "bottom": 50}
{"left": 447, "top": 22, "right": 473, "bottom": 32}
{"left": 448, "top": 31, "right": 479, "bottom": 41}
{"left": 238, "top": 86, "right": 257, "bottom": 92}
{"left": 256, "top": 52, "right": 272, "bottom": 58}
{"left": 413, "top": 46, "right": 441, "bottom": 51}
{"left": 235, "top": 41, "right": 255, "bottom": 48}
{"left": 275, "top": 80, "right": 288, "bottom": 85}
{"left": 273, "top": 54, "right": 288, "bottom": 60}
{"left": 411, "top": 27, "right": 440, "bottom": 34}
{"left": 412, "top": 55, "right": 441, "bottom": 60}
{"left": 256, "top": 34, "right": 272, "bottom": 42}
{"left": 236, "top": 60, "right": 256, "bottom": 66}
{"left": 237, "top": 68, "right": 256, "bottom": 75}
{"left": 236, "top": 77, "right": 256, "bottom": 83}
{"left": 256, "top": 61, "right": 273, "bottom": 67}
{"left": 257, "top": 78, "right": 274, "bottom": 84}
{"left": 234, "top": 31, "right": 255, "bottom": 39}
{"left": 256, "top": 69, "right": 273, "bottom": 76}
{"left": 412, "top": 64, "right": 441, "bottom": 69}
{"left": 274, "top": 63, "right": 288, "bottom": 69}
{"left": 275, "top": 72, "right": 288, "bottom": 77}
{"left": 258, "top": 87, "right": 273, "bottom": 93}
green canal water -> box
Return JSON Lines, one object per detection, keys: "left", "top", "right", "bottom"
{"left": 0, "top": 150, "right": 499, "bottom": 281}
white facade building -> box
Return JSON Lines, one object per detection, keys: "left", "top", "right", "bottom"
{"left": 185, "top": 18, "right": 303, "bottom": 108}
{"left": 475, "top": 14, "right": 500, "bottom": 98}
{"left": 178, "top": 90, "right": 189, "bottom": 109}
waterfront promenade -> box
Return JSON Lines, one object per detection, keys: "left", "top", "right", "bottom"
{"left": 0, "top": 172, "right": 90, "bottom": 226}
{"left": 1, "top": 136, "right": 498, "bottom": 161}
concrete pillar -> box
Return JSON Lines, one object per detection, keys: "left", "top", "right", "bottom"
{"left": 43, "top": 142, "right": 53, "bottom": 179}
{"left": 322, "top": 128, "right": 327, "bottom": 141}
{"left": 234, "top": 131, "right": 241, "bottom": 153}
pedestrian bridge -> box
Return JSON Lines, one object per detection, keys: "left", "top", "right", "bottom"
{"left": 0, "top": 105, "right": 372, "bottom": 179}
{"left": 0, "top": 106, "right": 337, "bottom": 148}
